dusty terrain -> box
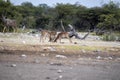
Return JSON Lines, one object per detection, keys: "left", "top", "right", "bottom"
{"left": 0, "top": 32, "right": 120, "bottom": 80}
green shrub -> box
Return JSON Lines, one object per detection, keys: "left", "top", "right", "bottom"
{"left": 102, "top": 33, "right": 120, "bottom": 41}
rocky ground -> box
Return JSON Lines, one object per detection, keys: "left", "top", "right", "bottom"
{"left": 0, "top": 32, "right": 120, "bottom": 80}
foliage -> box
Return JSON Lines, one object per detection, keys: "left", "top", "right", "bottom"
{"left": 35, "top": 14, "right": 50, "bottom": 29}
{"left": 0, "top": 0, "right": 120, "bottom": 32}
{"left": 97, "top": 14, "right": 117, "bottom": 30}
{"left": 102, "top": 33, "right": 120, "bottom": 41}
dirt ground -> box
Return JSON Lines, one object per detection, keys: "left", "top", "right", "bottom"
{"left": 0, "top": 32, "right": 120, "bottom": 61}
{"left": 0, "top": 32, "right": 120, "bottom": 80}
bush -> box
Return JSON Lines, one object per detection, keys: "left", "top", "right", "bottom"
{"left": 102, "top": 33, "right": 120, "bottom": 41}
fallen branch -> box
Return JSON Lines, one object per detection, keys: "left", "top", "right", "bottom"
{"left": 61, "top": 20, "right": 66, "bottom": 32}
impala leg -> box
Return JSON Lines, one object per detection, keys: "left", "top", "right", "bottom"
{"left": 7, "top": 26, "right": 10, "bottom": 32}
{"left": 67, "top": 35, "right": 72, "bottom": 43}
{"left": 69, "top": 37, "right": 72, "bottom": 43}
{"left": 3, "top": 26, "right": 6, "bottom": 33}
{"left": 15, "top": 26, "right": 17, "bottom": 32}
{"left": 13, "top": 27, "right": 16, "bottom": 33}
{"left": 13, "top": 27, "right": 15, "bottom": 33}
{"left": 59, "top": 37, "right": 61, "bottom": 43}
{"left": 40, "top": 35, "right": 43, "bottom": 42}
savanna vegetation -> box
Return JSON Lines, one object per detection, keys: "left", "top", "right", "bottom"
{"left": 0, "top": 0, "right": 120, "bottom": 35}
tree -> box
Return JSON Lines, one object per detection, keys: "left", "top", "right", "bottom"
{"left": 97, "top": 1, "right": 120, "bottom": 31}
{"left": 54, "top": 3, "right": 79, "bottom": 30}
{"left": 35, "top": 14, "right": 50, "bottom": 29}
{"left": 1, "top": 0, "right": 120, "bottom": 32}
{"left": 97, "top": 14, "right": 118, "bottom": 30}
{"left": 17, "top": 2, "right": 36, "bottom": 28}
